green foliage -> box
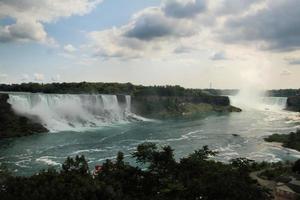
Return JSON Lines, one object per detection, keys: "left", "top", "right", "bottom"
{"left": 62, "top": 155, "right": 89, "bottom": 175}
{"left": 264, "top": 130, "right": 300, "bottom": 151}
{"left": 0, "top": 144, "right": 270, "bottom": 200}
{"left": 132, "top": 142, "right": 158, "bottom": 164}
{"left": 259, "top": 163, "right": 292, "bottom": 180}
{"left": 187, "top": 145, "right": 216, "bottom": 161}
{"left": 230, "top": 158, "right": 256, "bottom": 173}
{"left": 0, "top": 82, "right": 208, "bottom": 97}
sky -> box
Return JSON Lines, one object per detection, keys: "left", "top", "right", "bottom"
{"left": 0, "top": 0, "right": 300, "bottom": 89}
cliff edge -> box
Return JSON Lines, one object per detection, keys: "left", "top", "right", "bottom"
{"left": 0, "top": 94, "right": 48, "bottom": 139}
{"left": 132, "top": 95, "right": 241, "bottom": 118}
{"left": 287, "top": 96, "right": 300, "bottom": 112}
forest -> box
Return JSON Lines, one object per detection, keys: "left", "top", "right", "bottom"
{"left": 0, "top": 82, "right": 298, "bottom": 97}
{"left": 0, "top": 82, "right": 206, "bottom": 97}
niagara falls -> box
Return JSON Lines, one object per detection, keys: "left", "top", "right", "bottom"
{"left": 1, "top": 0, "right": 300, "bottom": 199}
{"left": 1, "top": 90, "right": 299, "bottom": 177}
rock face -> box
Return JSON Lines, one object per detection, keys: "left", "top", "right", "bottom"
{"left": 286, "top": 96, "right": 300, "bottom": 112}
{"left": 132, "top": 95, "right": 241, "bottom": 117}
{"left": 0, "top": 94, "right": 48, "bottom": 139}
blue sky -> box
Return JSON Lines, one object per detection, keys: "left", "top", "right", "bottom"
{"left": 0, "top": 0, "right": 300, "bottom": 89}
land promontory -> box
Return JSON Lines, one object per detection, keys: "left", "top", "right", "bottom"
{"left": 0, "top": 93, "right": 48, "bottom": 139}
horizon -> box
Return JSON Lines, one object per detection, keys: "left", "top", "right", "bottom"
{"left": 1, "top": 0, "right": 300, "bottom": 89}
{"left": 0, "top": 81, "right": 299, "bottom": 90}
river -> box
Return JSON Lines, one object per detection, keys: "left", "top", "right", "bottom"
{"left": 0, "top": 94, "right": 300, "bottom": 176}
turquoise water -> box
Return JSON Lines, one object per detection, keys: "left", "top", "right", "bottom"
{"left": 1, "top": 108, "right": 300, "bottom": 176}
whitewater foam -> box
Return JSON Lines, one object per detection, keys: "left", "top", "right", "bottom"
{"left": 36, "top": 156, "right": 61, "bottom": 166}
{"left": 229, "top": 95, "right": 288, "bottom": 111}
{"left": 7, "top": 93, "right": 143, "bottom": 132}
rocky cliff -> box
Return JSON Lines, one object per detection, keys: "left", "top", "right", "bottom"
{"left": 0, "top": 94, "right": 48, "bottom": 139}
{"left": 132, "top": 95, "right": 241, "bottom": 118}
{"left": 287, "top": 96, "right": 300, "bottom": 112}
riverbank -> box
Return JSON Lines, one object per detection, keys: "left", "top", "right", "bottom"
{"left": 264, "top": 130, "right": 300, "bottom": 152}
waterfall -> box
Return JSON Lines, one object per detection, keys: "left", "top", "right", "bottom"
{"left": 260, "top": 97, "right": 288, "bottom": 109}
{"left": 229, "top": 95, "right": 287, "bottom": 111}
{"left": 7, "top": 93, "right": 138, "bottom": 132}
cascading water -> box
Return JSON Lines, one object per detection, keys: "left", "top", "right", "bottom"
{"left": 260, "top": 97, "right": 288, "bottom": 110}
{"left": 7, "top": 93, "right": 138, "bottom": 132}
{"left": 229, "top": 94, "right": 287, "bottom": 111}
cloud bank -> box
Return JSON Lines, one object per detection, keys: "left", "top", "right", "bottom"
{"left": 0, "top": 0, "right": 102, "bottom": 44}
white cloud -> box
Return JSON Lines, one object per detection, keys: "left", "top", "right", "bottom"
{"left": 220, "top": 0, "right": 300, "bottom": 52}
{"left": 87, "top": 4, "right": 201, "bottom": 59}
{"left": 214, "top": 0, "right": 263, "bottom": 16}
{"left": 0, "top": 19, "right": 50, "bottom": 44}
{"left": 124, "top": 8, "right": 198, "bottom": 41}
{"left": 34, "top": 73, "right": 45, "bottom": 81}
{"left": 0, "top": 0, "right": 102, "bottom": 44}
{"left": 64, "top": 44, "right": 77, "bottom": 53}
{"left": 173, "top": 45, "right": 197, "bottom": 54}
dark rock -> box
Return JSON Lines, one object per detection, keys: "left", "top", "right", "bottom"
{"left": 286, "top": 96, "right": 300, "bottom": 112}
{"left": 228, "top": 106, "right": 242, "bottom": 112}
{"left": 0, "top": 94, "right": 48, "bottom": 139}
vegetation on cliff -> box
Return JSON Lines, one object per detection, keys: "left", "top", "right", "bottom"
{"left": 267, "top": 89, "right": 300, "bottom": 97}
{"left": 0, "top": 94, "right": 48, "bottom": 139}
{"left": 132, "top": 95, "right": 240, "bottom": 117}
{"left": 258, "top": 162, "right": 293, "bottom": 181}
{"left": 0, "top": 144, "right": 270, "bottom": 200}
{"left": 264, "top": 130, "right": 300, "bottom": 151}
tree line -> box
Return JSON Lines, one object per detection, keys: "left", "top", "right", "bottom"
{"left": 0, "top": 82, "right": 209, "bottom": 97}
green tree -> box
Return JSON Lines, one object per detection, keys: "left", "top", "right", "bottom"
{"left": 62, "top": 155, "right": 89, "bottom": 175}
